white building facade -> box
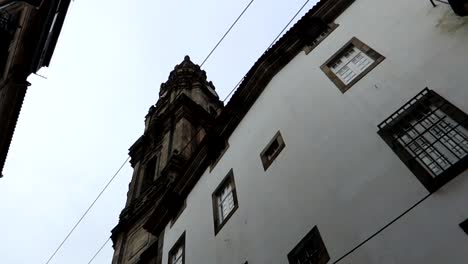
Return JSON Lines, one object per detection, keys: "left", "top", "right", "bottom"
{"left": 112, "top": 0, "right": 468, "bottom": 263}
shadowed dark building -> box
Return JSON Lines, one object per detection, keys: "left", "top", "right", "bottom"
{"left": 0, "top": 0, "right": 71, "bottom": 178}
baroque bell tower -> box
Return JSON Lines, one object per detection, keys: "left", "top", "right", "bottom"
{"left": 111, "top": 56, "right": 223, "bottom": 264}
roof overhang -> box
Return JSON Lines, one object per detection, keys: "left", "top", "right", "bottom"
{"left": 0, "top": 0, "right": 43, "bottom": 9}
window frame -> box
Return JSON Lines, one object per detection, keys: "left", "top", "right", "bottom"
{"left": 287, "top": 226, "right": 330, "bottom": 264}
{"left": 138, "top": 155, "right": 160, "bottom": 196}
{"left": 321, "top": 37, "right": 385, "bottom": 93}
{"left": 168, "top": 232, "right": 185, "bottom": 264}
{"left": 304, "top": 23, "right": 339, "bottom": 55}
{"left": 212, "top": 169, "right": 239, "bottom": 235}
{"left": 209, "top": 141, "right": 230, "bottom": 172}
{"left": 260, "top": 130, "right": 286, "bottom": 170}
{"left": 378, "top": 88, "right": 468, "bottom": 193}
{"left": 170, "top": 199, "right": 187, "bottom": 228}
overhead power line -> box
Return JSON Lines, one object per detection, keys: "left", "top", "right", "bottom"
{"left": 87, "top": 237, "right": 111, "bottom": 264}
{"left": 200, "top": 0, "right": 256, "bottom": 67}
{"left": 267, "top": 0, "right": 311, "bottom": 49}
{"left": 43, "top": 156, "right": 130, "bottom": 264}
{"left": 222, "top": 0, "right": 311, "bottom": 102}
{"left": 86, "top": 126, "right": 207, "bottom": 263}
{"left": 84, "top": 129, "right": 203, "bottom": 264}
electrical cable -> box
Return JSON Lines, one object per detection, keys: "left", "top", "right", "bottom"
{"left": 222, "top": 0, "right": 311, "bottom": 102}
{"left": 200, "top": 0, "right": 256, "bottom": 67}
{"left": 87, "top": 237, "right": 111, "bottom": 264}
{"left": 84, "top": 127, "right": 205, "bottom": 263}
{"left": 43, "top": 156, "right": 130, "bottom": 264}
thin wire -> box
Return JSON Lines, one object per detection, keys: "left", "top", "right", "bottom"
{"left": 222, "top": 0, "right": 311, "bottom": 102}
{"left": 200, "top": 0, "right": 255, "bottom": 68}
{"left": 222, "top": 76, "right": 244, "bottom": 102}
{"left": 87, "top": 237, "right": 111, "bottom": 264}
{"left": 83, "top": 128, "right": 205, "bottom": 263}
{"left": 43, "top": 156, "right": 130, "bottom": 264}
{"left": 267, "top": 0, "right": 310, "bottom": 50}
{"left": 333, "top": 193, "right": 432, "bottom": 263}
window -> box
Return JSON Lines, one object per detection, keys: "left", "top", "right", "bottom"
{"left": 288, "top": 226, "right": 330, "bottom": 264}
{"left": 321, "top": 37, "right": 384, "bottom": 93}
{"left": 460, "top": 218, "right": 468, "bottom": 235}
{"left": 304, "top": 23, "right": 338, "bottom": 55}
{"left": 260, "top": 131, "right": 285, "bottom": 170}
{"left": 140, "top": 156, "right": 159, "bottom": 194}
{"left": 146, "top": 156, "right": 157, "bottom": 180}
{"left": 209, "top": 141, "right": 229, "bottom": 172}
{"left": 378, "top": 88, "right": 468, "bottom": 192}
{"left": 168, "top": 232, "right": 185, "bottom": 264}
{"left": 138, "top": 240, "right": 160, "bottom": 264}
{"left": 212, "top": 169, "right": 238, "bottom": 234}
{"left": 170, "top": 199, "right": 187, "bottom": 227}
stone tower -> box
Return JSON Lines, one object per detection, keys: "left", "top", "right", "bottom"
{"left": 111, "top": 56, "right": 223, "bottom": 264}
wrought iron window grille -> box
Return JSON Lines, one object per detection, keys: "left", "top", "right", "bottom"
{"left": 378, "top": 88, "right": 468, "bottom": 192}
{"left": 288, "top": 226, "right": 330, "bottom": 264}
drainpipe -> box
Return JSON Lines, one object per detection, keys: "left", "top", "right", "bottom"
{"left": 0, "top": 0, "right": 43, "bottom": 10}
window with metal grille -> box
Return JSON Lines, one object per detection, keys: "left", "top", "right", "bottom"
{"left": 321, "top": 37, "right": 385, "bottom": 93}
{"left": 168, "top": 232, "right": 185, "bottom": 264}
{"left": 378, "top": 88, "right": 468, "bottom": 192}
{"left": 288, "top": 226, "right": 330, "bottom": 264}
{"left": 212, "top": 169, "right": 238, "bottom": 235}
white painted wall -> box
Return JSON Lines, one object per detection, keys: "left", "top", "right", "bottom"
{"left": 161, "top": 1, "right": 468, "bottom": 263}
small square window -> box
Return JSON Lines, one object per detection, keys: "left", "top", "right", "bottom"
{"left": 212, "top": 169, "right": 238, "bottom": 235}
{"left": 210, "top": 141, "right": 230, "bottom": 172}
{"left": 321, "top": 37, "right": 385, "bottom": 93}
{"left": 170, "top": 199, "right": 187, "bottom": 228}
{"left": 460, "top": 219, "right": 468, "bottom": 235}
{"left": 168, "top": 232, "right": 185, "bottom": 264}
{"left": 288, "top": 226, "right": 330, "bottom": 264}
{"left": 378, "top": 88, "right": 468, "bottom": 193}
{"left": 260, "top": 131, "right": 286, "bottom": 170}
{"left": 304, "top": 23, "right": 339, "bottom": 55}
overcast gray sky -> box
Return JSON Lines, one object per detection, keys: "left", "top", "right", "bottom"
{"left": 0, "top": 0, "right": 317, "bottom": 263}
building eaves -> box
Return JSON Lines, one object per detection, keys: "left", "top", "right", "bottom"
{"left": 31, "top": 0, "right": 71, "bottom": 72}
